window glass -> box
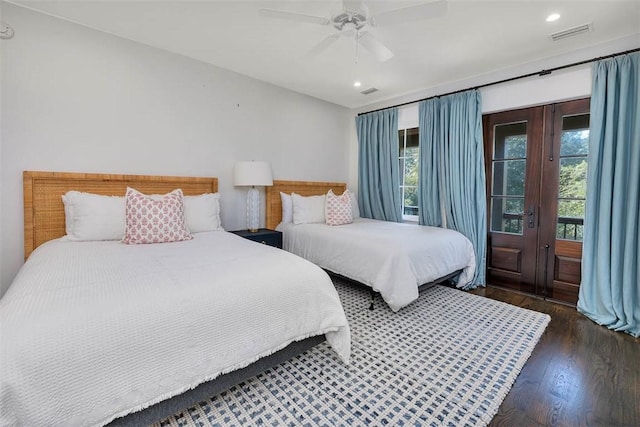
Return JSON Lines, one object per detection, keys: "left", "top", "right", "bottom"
{"left": 490, "top": 122, "right": 527, "bottom": 234}
{"left": 399, "top": 128, "right": 419, "bottom": 220}
{"left": 493, "top": 123, "right": 527, "bottom": 160}
{"left": 557, "top": 114, "right": 589, "bottom": 241}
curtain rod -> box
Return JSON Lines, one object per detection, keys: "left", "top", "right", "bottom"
{"left": 357, "top": 47, "right": 640, "bottom": 116}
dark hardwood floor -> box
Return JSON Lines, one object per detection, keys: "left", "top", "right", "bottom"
{"left": 469, "top": 285, "right": 640, "bottom": 427}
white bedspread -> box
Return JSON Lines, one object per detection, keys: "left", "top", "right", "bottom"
{"left": 278, "top": 219, "right": 476, "bottom": 312}
{"left": 0, "top": 232, "right": 350, "bottom": 427}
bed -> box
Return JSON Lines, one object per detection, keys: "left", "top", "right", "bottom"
{"left": 0, "top": 171, "right": 350, "bottom": 427}
{"left": 265, "top": 180, "right": 477, "bottom": 312}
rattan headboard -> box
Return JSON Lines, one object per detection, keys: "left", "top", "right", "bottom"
{"left": 265, "top": 180, "right": 347, "bottom": 230}
{"left": 23, "top": 171, "right": 218, "bottom": 260}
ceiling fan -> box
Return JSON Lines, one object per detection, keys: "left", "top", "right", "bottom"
{"left": 259, "top": 0, "right": 448, "bottom": 63}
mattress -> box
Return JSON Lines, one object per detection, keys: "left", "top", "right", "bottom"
{"left": 278, "top": 218, "right": 476, "bottom": 311}
{"left": 0, "top": 231, "right": 350, "bottom": 427}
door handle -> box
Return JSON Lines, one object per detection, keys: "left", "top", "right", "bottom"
{"left": 527, "top": 205, "right": 536, "bottom": 228}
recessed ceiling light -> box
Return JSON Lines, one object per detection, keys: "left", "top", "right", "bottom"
{"left": 353, "top": 81, "right": 362, "bottom": 88}
{"left": 546, "top": 13, "right": 560, "bottom": 22}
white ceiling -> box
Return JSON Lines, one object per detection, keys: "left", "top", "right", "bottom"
{"left": 8, "top": 0, "right": 640, "bottom": 109}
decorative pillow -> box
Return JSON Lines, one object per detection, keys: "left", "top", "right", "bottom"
{"left": 325, "top": 189, "right": 354, "bottom": 226}
{"left": 350, "top": 191, "right": 361, "bottom": 219}
{"left": 292, "top": 193, "right": 326, "bottom": 224}
{"left": 61, "top": 191, "right": 126, "bottom": 241}
{"left": 123, "top": 187, "right": 192, "bottom": 244}
{"left": 280, "top": 192, "right": 293, "bottom": 224}
{"left": 184, "top": 193, "right": 223, "bottom": 232}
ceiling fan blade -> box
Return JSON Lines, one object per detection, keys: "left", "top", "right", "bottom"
{"left": 307, "top": 34, "right": 342, "bottom": 57}
{"left": 343, "top": 0, "right": 363, "bottom": 13}
{"left": 358, "top": 32, "right": 394, "bottom": 62}
{"left": 259, "top": 8, "right": 330, "bottom": 26}
{"left": 372, "top": 0, "right": 448, "bottom": 26}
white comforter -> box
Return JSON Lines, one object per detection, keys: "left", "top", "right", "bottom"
{"left": 278, "top": 218, "right": 476, "bottom": 312}
{"left": 0, "top": 232, "right": 350, "bottom": 427}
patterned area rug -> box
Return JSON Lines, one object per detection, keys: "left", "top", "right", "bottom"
{"left": 155, "top": 279, "right": 550, "bottom": 426}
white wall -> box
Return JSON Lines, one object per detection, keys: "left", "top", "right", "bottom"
{"left": 394, "top": 65, "right": 592, "bottom": 130}
{"left": 0, "top": 3, "right": 351, "bottom": 296}
{"left": 480, "top": 65, "right": 591, "bottom": 114}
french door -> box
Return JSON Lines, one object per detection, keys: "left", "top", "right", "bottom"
{"left": 483, "top": 98, "right": 590, "bottom": 305}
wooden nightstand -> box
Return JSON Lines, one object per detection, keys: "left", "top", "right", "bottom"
{"left": 230, "top": 228, "right": 282, "bottom": 249}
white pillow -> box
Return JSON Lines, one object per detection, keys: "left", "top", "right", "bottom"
{"left": 61, "top": 191, "right": 125, "bottom": 241}
{"left": 350, "top": 191, "right": 361, "bottom": 219}
{"left": 292, "top": 193, "right": 326, "bottom": 224}
{"left": 280, "top": 192, "right": 293, "bottom": 224}
{"left": 184, "top": 193, "right": 223, "bottom": 233}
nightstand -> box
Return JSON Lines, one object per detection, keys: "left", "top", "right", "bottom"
{"left": 230, "top": 228, "right": 282, "bottom": 249}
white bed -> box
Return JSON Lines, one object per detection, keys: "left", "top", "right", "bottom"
{"left": 266, "top": 180, "right": 476, "bottom": 312}
{"left": 0, "top": 172, "right": 350, "bottom": 427}
{"left": 278, "top": 219, "right": 476, "bottom": 311}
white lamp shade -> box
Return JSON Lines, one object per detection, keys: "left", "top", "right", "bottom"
{"left": 233, "top": 161, "right": 273, "bottom": 187}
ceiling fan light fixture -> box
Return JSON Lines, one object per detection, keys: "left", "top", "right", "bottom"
{"left": 332, "top": 10, "right": 368, "bottom": 31}
{"left": 342, "top": 22, "right": 358, "bottom": 37}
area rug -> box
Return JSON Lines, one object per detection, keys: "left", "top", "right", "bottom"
{"left": 155, "top": 278, "right": 550, "bottom": 426}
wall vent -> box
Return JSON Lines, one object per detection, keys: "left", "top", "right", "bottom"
{"left": 549, "top": 23, "right": 592, "bottom": 41}
{"left": 361, "top": 87, "right": 378, "bottom": 95}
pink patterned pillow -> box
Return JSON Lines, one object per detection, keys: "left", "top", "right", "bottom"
{"left": 325, "top": 189, "right": 353, "bottom": 226}
{"left": 123, "top": 187, "right": 192, "bottom": 244}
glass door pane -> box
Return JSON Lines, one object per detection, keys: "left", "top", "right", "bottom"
{"left": 557, "top": 113, "right": 589, "bottom": 241}
{"left": 490, "top": 122, "right": 527, "bottom": 234}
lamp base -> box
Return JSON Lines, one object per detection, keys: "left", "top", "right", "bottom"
{"left": 246, "top": 187, "right": 260, "bottom": 232}
{"left": 248, "top": 228, "right": 259, "bottom": 233}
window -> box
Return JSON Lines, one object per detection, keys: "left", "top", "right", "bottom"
{"left": 398, "top": 127, "right": 419, "bottom": 221}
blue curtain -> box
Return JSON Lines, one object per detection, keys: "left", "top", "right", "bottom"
{"left": 417, "top": 90, "right": 487, "bottom": 287}
{"left": 356, "top": 109, "right": 402, "bottom": 222}
{"left": 577, "top": 52, "right": 640, "bottom": 337}
{"left": 418, "top": 99, "right": 442, "bottom": 227}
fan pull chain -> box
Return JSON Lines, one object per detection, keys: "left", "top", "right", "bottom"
{"left": 355, "top": 31, "right": 359, "bottom": 64}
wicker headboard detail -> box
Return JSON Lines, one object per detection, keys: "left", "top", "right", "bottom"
{"left": 23, "top": 171, "right": 218, "bottom": 260}
{"left": 265, "top": 180, "right": 347, "bottom": 230}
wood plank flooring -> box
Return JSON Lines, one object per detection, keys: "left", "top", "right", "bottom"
{"left": 469, "top": 286, "right": 640, "bottom": 427}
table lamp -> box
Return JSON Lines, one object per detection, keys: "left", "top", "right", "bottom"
{"left": 233, "top": 161, "right": 273, "bottom": 232}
